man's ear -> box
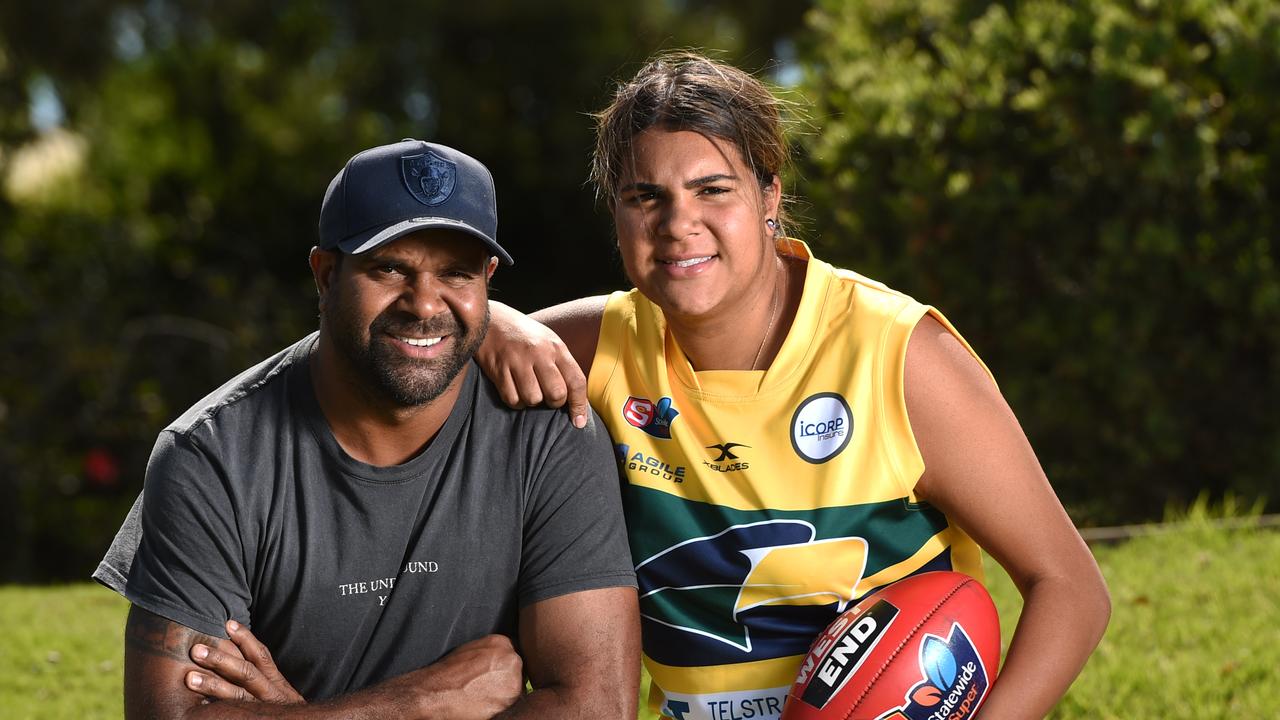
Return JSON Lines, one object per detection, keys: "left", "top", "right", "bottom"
{"left": 310, "top": 247, "right": 339, "bottom": 306}
{"left": 486, "top": 256, "right": 499, "bottom": 282}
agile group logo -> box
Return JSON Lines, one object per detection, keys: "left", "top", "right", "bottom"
{"left": 790, "top": 393, "right": 853, "bottom": 464}
{"left": 623, "top": 395, "right": 680, "bottom": 439}
{"left": 616, "top": 443, "right": 687, "bottom": 483}
{"left": 635, "top": 519, "right": 869, "bottom": 668}
{"left": 877, "top": 624, "right": 990, "bottom": 720}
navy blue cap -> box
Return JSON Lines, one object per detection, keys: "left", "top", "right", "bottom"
{"left": 318, "top": 139, "right": 512, "bottom": 264}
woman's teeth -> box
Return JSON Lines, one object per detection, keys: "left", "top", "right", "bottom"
{"left": 668, "top": 256, "right": 713, "bottom": 268}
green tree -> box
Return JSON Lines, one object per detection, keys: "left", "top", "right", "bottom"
{"left": 0, "top": 1, "right": 811, "bottom": 580}
{"left": 798, "top": 0, "right": 1280, "bottom": 523}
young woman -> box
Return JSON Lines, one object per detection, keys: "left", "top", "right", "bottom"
{"left": 481, "top": 51, "right": 1110, "bottom": 720}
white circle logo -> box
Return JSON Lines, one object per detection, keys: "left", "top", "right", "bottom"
{"left": 790, "top": 393, "right": 853, "bottom": 464}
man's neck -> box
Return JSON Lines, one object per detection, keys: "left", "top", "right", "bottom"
{"left": 309, "top": 335, "right": 466, "bottom": 467}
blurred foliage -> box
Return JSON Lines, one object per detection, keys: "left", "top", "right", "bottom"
{"left": 0, "top": 0, "right": 808, "bottom": 581}
{"left": 798, "top": 0, "right": 1279, "bottom": 523}
{"left": 4, "top": 0, "right": 1276, "bottom": 581}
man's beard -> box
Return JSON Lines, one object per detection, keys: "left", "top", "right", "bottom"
{"left": 326, "top": 301, "right": 489, "bottom": 408}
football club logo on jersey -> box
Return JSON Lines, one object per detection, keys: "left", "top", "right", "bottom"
{"left": 877, "top": 624, "right": 990, "bottom": 720}
{"left": 622, "top": 395, "right": 679, "bottom": 439}
{"left": 634, "top": 519, "right": 869, "bottom": 667}
{"left": 401, "top": 151, "right": 456, "bottom": 206}
{"left": 790, "top": 392, "right": 853, "bottom": 464}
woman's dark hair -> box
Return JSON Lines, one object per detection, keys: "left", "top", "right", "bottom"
{"left": 591, "top": 50, "right": 793, "bottom": 233}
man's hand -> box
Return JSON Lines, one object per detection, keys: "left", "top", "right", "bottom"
{"left": 415, "top": 634, "right": 526, "bottom": 719}
{"left": 186, "top": 620, "right": 304, "bottom": 704}
{"left": 182, "top": 619, "right": 523, "bottom": 720}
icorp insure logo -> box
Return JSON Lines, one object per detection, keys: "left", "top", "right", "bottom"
{"left": 790, "top": 392, "right": 853, "bottom": 463}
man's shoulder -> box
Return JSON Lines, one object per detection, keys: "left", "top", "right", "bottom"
{"left": 469, "top": 366, "right": 612, "bottom": 450}
{"left": 165, "top": 333, "right": 315, "bottom": 439}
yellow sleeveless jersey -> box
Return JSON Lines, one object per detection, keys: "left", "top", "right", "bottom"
{"left": 587, "top": 240, "right": 989, "bottom": 720}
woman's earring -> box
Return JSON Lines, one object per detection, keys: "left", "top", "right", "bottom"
{"left": 765, "top": 218, "right": 778, "bottom": 236}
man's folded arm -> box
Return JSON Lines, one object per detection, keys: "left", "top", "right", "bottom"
{"left": 496, "top": 586, "right": 640, "bottom": 719}
{"left": 125, "top": 605, "right": 523, "bottom": 720}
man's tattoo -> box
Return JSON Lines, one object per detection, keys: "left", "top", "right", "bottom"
{"left": 125, "top": 605, "right": 220, "bottom": 662}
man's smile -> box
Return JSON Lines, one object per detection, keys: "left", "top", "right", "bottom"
{"left": 396, "top": 335, "right": 444, "bottom": 348}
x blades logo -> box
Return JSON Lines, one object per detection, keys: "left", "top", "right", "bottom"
{"left": 703, "top": 442, "right": 750, "bottom": 473}
{"left": 622, "top": 395, "right": 679, "bottom": 439}
{"left": 706, "top": 443, "right": 748, "bottom": 461}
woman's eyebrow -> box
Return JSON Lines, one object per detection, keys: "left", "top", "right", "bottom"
{"left": 618, "top": 173, "right": 737, "bottom": 194}
{"left": 618, "top": 181, "right": 660, "bottom": 194}
{"left": 685, "top": 173, "right": 737, "bottom": 188}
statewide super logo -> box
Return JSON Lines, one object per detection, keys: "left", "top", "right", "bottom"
{"left": 635, "top": 519, "right": 870, "bottom": 667}
{"left": 623, "top": 395, "right": 680, "bottom": 439}
{"left": 401, "top": 150, "right": 456, "bottom": 206}
{"left": 790, "top": 393, "right": 853, "bottom": 463}
{"left": 877, "top": 624, "right": 991, "bottom": 720}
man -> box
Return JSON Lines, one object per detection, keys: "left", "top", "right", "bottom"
{"left": 93, "top": 139, "right": 639, "bottom": 719}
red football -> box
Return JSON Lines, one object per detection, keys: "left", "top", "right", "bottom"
{"left": 780, "top": 571, "right": 1000, "bottom": 720}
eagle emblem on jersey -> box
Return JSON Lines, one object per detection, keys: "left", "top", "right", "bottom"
{"left": 401, "top": 151, "right": 456, "bottom": 206}
{"left": 635, "top": 519, "right": 868, "bottom": 666}
{"left": 622, "top": 395, "right": 679, "bottom": 439}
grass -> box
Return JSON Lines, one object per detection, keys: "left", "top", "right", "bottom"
{"left": 0, "top": 583, "right": 128, "bottom": 719}
{"left": 3, "top": 515, "right": 1278, "bottom": 718}
{"left": 1044, "top": 505, "right": 1280, "bottom": 718}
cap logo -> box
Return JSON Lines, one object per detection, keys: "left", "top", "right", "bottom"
{"left": 401, "top": 151, "right": 456, "bottom": 206}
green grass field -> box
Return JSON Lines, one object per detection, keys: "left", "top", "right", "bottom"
{"left": 4, "top": 517, "right": 1278, "bottom": 718}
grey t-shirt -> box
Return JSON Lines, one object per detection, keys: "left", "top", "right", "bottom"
{"left": 94, "top": 334, "right": 635, "bottom": 700}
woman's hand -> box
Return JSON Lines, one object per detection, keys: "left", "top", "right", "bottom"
{"left": 477, "top": 302, "right": 590, "bottom": 428}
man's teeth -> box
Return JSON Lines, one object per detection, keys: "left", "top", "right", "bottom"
{"left": 669, "top": 256, "right": 713, "bottom": 268}
{"left": 399, "top": 336, "right": 442, "bottom": 347}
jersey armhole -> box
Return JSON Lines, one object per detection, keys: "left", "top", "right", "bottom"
{"left": 877, "top": 303, "right": 929, "bottom": 502}
{"left": 586, "top": 291, "right": 631, "bottom": 410}
{"left": 877, "top": 305, "right": 997, "bottom": 502}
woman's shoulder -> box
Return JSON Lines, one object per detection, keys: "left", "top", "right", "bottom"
{"left": 814, "top": 257, "right": 928, "bottom": 326}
